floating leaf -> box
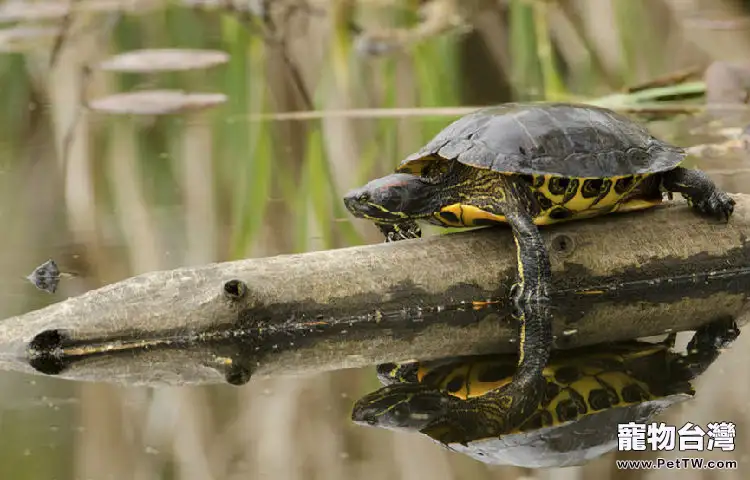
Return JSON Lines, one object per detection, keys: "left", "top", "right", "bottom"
{"left": 88, "top": 90, "right": 227, "bottom": 115}
{"left": 0, "top": 26, "right": 60, "bottom": 52}
{"left": 98, "top": 48, "right": 230, "bottom": 73}
{"left": 27, "top": 259, "right": 61, "bottom": 294}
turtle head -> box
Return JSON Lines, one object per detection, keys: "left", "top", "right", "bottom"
{"left": 343, "top": 173, "right": 439, "bottom": 223}
{"left": 376, "top": 361, "right": 420, "bottom": 386}
{"left": 351, "top": 383, "right": 456, "bottom": 432}
{"left": 352, "top": 376, "right": 546, "bottom": 445}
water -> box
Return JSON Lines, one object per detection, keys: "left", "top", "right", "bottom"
{"left": 2, "top": 1, "right": 750, "bottom": 479}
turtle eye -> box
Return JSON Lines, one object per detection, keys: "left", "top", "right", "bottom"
{"left": 358, "top": 193, "right": 370, "bottom": 203}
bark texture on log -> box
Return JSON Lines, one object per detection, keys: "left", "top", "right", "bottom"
{"left": 0, "top": 196, "right": 749, "bottom": 386}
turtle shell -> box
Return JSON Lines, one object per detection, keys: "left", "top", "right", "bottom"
{"left": 366, "top": 342, "right": 694, "bottom": 468}
{"left": 397, "top": 103, "right": 686, "bottom": 178}
{"left": 410, "top": 343, "right": 683, "bottom": 423}
{"left": 450, "top": 394, "right": 691, "bottom": 468}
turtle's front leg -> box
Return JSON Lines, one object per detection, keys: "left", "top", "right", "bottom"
{"left": 502, "top": 207, "right": 554, "bottom": 382}
{"left": 468, "top": 176, "right": 553, "bottom": 385}
{"left": 660, "top": 167, "right": 734, "bottom": 222}
{"left": 376, "top": 221, "right": 422, "bottom": 243}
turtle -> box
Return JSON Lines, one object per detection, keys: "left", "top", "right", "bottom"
{"left": 351, "top": 317, "right": 740, "bottom": 468}
{"left": 342, "top": 102, "right": 735, "bottom": 436}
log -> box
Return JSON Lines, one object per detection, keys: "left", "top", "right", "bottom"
{"left": 0, "top": 195, "right": 749, "bottom": 387}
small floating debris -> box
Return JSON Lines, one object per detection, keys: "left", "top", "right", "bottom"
{"left": 562, "top": 328, "right": 578, "bottom": 337}
{"left": 26, "top": 259, "right": 77, "bottom": 293}
{"left": 98, "top": 48, "right": 230, "bottom": 73}
{"left": 26, "top": 259, "right": 61, "bottom": 294}
{"left": 88, "top": 90, "right": 227, "bottom": 115}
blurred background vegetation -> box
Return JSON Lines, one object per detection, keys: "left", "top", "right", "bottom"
{"left": 1, "top": 0, "right": 750, "bottom": 478}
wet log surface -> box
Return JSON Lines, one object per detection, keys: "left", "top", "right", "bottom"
{"left": 1, "top": 195, "right": 749, "bottom": 386}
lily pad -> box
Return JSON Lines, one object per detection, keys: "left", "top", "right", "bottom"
{"left": 88, "top": 90, "right": 227, "bottom": 115}
{"left": 98, "top": 48, "right": 230, "bottom": 73}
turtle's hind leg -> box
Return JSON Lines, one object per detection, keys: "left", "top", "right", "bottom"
{"left": 376, "top": 221, "right": 422, "bottom": 243}
{"left": 660, "top": 167, "right": 735, "bottom": 222}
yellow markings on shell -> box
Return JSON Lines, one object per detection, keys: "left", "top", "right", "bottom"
{"left": 614, "top": 197, "right": 663, "bottom": 213}
{"left": 437, "top": 203, "right": 507, "bottom": 227}
{"left": 535, "top": 215, "right": 575, "bottom": 226}
{"left": 462, "top": 375, "right": 514, "bottom": 399}
{"left": 416, "top": 347, "right": 665, "bottom": 429}
{"left": 437, "top": 364, "right": 473, "bottom": 399}
{"left": 397, "top": 156, "right": 439, "bottom": 175}
{"left": 542, "top": 381, "right": 588, "bottom": 425}
{"left": 568, "top": 376, "right": 616, "bottom": 400}
{"left": 428, "top": 359, "right": 520, "bottom": 400}
{"left": 537, "top": 371, "right": 653, "bottom": 429}
{"left": 436, "top": 174, "right": 657, "bottom": 228}
{"left": 532, "top": 174, "right": 651, "bottom": 225}
{"left": 594, "top": 371, "right": 653, "bottom": 403}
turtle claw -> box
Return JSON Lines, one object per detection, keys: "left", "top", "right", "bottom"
{"left": 691, "top": 317, "right": 740, "bottom": 351}
{"left": 377, "top": 222, "right": 422, "bottom": 243}
{"left": 690, "top": 190, "right": 735, "bottom": 222}
{"left": 386, "top": 231, "right": 414, "bottom": 243}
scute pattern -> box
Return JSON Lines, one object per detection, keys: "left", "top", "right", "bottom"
{"left": 399, "top": 103, "right": 685, "bottom": 178}
{"left": 405, "top": 351, "right": 669, "bottom": 433}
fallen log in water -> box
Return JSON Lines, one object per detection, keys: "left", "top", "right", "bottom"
{"left": 0, "top": 195, "right": 749, "bottom": 386}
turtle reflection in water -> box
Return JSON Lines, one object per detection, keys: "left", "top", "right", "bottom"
{"left": 344, "top": 103, "right": 735, "bottom": 439}
{"left": 351, "top": 318, "right": 739, "bottom": 468}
